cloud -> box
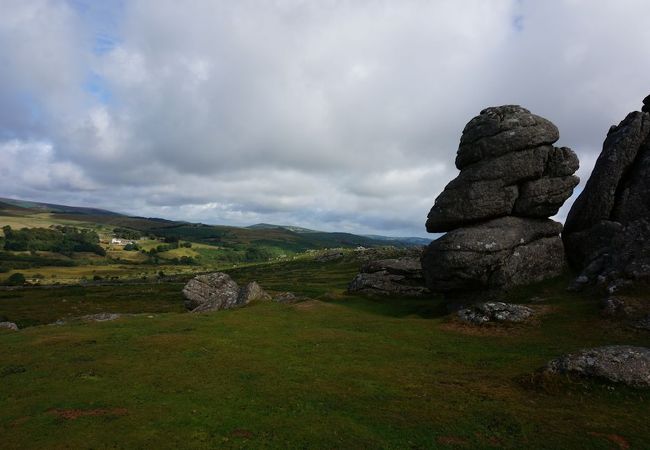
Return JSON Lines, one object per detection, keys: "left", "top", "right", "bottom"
{"left": 1, "top": 0, "right": 650, "bottom": 236}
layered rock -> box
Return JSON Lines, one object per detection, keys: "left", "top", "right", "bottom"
{"left": 182, "top": 273, "right": 270, "bottom": 313}
{"left": 422, "top": 106, "right": 578, "bottom": 293}
{"left": 457, "top": 302, "right": 534, "bottom": 325}
{"left": 348, "top": 257, "right": 428, "bottom": 297}
{"left": 544, "top": 346, "right": 650, "bottom": 388}
{"left": 563, "top": 99, "right": 650, "bottom": 288}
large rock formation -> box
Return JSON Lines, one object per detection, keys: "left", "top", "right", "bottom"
{"left": 563, "top": 97, "right": 650, "bottom": 289}
{"left": 348, "top": 257, "right": 428, "bottom": 296}
{"left": 422, "top": 106, "right": 579, "bottom": 294}
{"left": 182, "top": 273, "right": 270, "bottom": 313}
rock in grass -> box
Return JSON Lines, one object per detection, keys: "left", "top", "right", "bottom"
{"left": 0, "top": 321, "right": 18, "bottom": 331}
{"left": 183, "top": 273, "right": 270, "bottom": 312}
{"left": 544, "top": 346, "right": 650, "bottom": 388}
{"left": 237, "top": 281, "right": 271, "bottom": 304}
{"left": 347, "top": 257, "right": 429, "bottom": 297}
{"left": 273, "top": 292, "right": 301, "bottom": 303}
{"left": 457, "top": 302, "right": 534, "bottom": 324}
{"left": 81, "top": 313, "right": 121, "bottom": 322}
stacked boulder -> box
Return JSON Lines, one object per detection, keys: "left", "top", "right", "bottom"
{"left": 422, "top": 105, "right": 579, "bottom": 293}
{"left": 563, "top": 96, "right": 650, "bottom": 289}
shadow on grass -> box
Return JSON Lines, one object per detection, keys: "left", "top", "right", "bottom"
{"left": 323, "top": 293, "right": 448, "bottom": 319}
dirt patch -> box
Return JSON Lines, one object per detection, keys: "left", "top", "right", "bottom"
{"left": 588, "top": 432, "right": 630, "bottom": 450}
{"left": 230, "top": 429, "right": 254, "bottom": 439}
{"left": 292, "top": 300, "right": 331, "bottom": 311}
{"left": 48, "top": 407, "right": 128, "bottom": 420}
{"left": 436, "top": 435, "right": 469, "bottom": 446}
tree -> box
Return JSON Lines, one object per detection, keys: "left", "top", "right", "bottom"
{"left": 5, "top": 272, "right": 26, "bottom": 286}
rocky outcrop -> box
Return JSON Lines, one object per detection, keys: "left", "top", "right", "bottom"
{"left": 422, "top": 106, "right": 578, "bottom": 294}
{"left": 457, "top": 302, "right": 534, "bottom": 324}
{"left": 348, "top": 257, "right": 428, "bottom": 296}
{"left": 563, "top": 99, "right": 650, "bottom": 289}
{"left": 182, "top": 273, "right": 270, "bottom": 313}
{"left": 422, "top": 217, "right": 565, "bottom": 292}
{"left": 0, "top": 321, "right": 18, "bottom": 331}
{"left": 544, "top": 346, "right": 650, "bottom": 388}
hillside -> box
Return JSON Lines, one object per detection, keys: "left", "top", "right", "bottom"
{"left": 0, "top": 197, "right": 427, "bottom": 284}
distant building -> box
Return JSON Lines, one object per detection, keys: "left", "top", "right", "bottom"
{"left": 111, "top": 238, "right": 133, "bottom": 246}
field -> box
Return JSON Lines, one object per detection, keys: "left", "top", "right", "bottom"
{"left": 0, "top": 199, "right": 428, "bottom": 285}
{"left": 1, "top": 258, "right": 649, "bottom": 449}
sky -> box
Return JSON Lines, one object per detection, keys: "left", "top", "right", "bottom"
{"left": 1, "top": 0, "right": 649, "bottom": 237}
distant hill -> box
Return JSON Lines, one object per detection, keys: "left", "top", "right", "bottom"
{"left": 248, "top": 223, "right": 430, "bottom": 246}
{"left": 0, "top": 197, "right": 425, "bottom": 252}
{"left": 0, "top": 197, "right": 119, "bottom": 216}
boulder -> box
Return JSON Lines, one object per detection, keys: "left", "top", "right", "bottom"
{"left": 237, "top": 281, "right": 271, "bottom": 303}
{"left": 544, "top": 346, "right": 650, "bottom": 388}
{"left": 81, "top": 313, "right": 121, "bottom": 322}
{"left": 273, "top": 292, "right": 304, "bottom": 303}
{"left": 426, "top": 106, "right": 578, "bottom": 233}
{"left": 422, "top": 217, "right": 565, "bottom": 292}
{"left": 182, "top": 273, "right": 269, "bottom": 313}
{"left": 457, "top": 302, "right": 534, "bottom": 324}
{"left": 455, "top": 105, "right": 559, "bottom": 169}
{"left": 564, "top": 111, "right": 650, "bottom": 238}
{"left": 348, "top": 257, "right": 428, "bottom": 296}
{"left": 422, "top": 105, "right": 577, "bottom": 295}
{"left": 0, "top": 321, "right": 18, "bottom": 331}
{"left": 563, "top": 100, "right": 650, "bottom": 288}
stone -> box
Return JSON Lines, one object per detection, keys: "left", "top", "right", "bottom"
{"left": 426, "top": 180, "right": 518, "bottom": 232}
{"left": 457, "top": 302, "right": 534, "bottom": 324}
{"left": 512, "top": 175, "right": 579, "bottom": 217}
{"left": 0, "top": 321, "right": 18, "bottom": 331}
{"left": 182, "top": 273, "right": 267, "bottom": 313}
{"left": 426, "top": 106, "right": 578, "bottom": 233}
{"left": 348, "top": 257, "right": 429, "bottom": 296}
{"left": 423, "top": 105, "right": 576, "bottom": 295}
{"left": 421, "top": 217, "right": 565, "bottom": 292}
{"left": 273, "top": 292, "right": 301, "bottom": 303}
{"left": 632, "top": 315, "right": 650, "bottom": 331}
{"left": 544, "top": 345, "right": 650, "bottom": 388}
{"left": 237, "top": 281, "right": 271, "bottom": 303}
{"left": 80, "top": 313, "right": 121, "bottom": 322}
{"left": 456, "top": 105, "right": 560, "bottom": 169}
{"left": 564, "top": 111, "right": 650, "bottom": 237}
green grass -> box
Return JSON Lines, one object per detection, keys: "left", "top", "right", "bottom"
{"left": 0, "top": 258, "right": 649, "bottom": 448}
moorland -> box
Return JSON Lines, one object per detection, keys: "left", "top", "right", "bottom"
{"left": 0, "top": 198, "right": 649, "bottom": 449}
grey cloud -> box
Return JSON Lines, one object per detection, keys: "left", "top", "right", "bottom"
{"left": 1, "top": 1, "right": 650, "bottom": 237}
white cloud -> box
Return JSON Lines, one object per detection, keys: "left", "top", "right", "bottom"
{"left": 1, "top": 0, "right": 650, "bottom": 236}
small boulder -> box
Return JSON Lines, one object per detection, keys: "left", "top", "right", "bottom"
{"left": 348, "top": 257, "right": 429, "bottom": 296}
{"left": 544, "top": 345, "right": 650, "bottom": 388}
{"left": 273, "top": 292, "right": 302, "bottom": 303}
{"left": 0, "top": 321, "right": 18, "bottom": 331}
{"left": 457, "top": 302, "right": 534, "bottom": 324}
{"left": 81, "top": 313, "right": 121, "bottom": 322}
{"left": 237, "top": 281, "right": 271, "bottom": 303}
{"left": 183, "top": 273, "right": 268, "bottom": 313}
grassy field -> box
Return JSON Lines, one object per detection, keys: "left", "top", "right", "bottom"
{"left": 0, "top": 258, "right": 649, "bottom": 449}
